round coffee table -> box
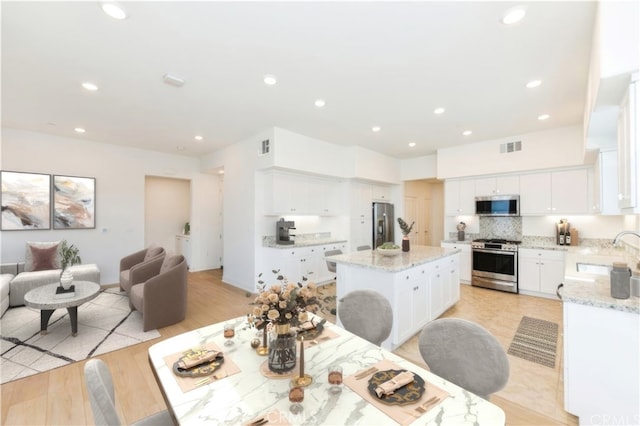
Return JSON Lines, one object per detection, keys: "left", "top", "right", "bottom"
{"left": 24, "top": 281, "right": 101, "bottom": 337}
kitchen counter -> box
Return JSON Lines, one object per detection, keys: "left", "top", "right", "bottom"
{"left": 263, "top": 237, "right": 347, "bottom": 249}
{"left": 330, "top": 245, "right": 459, "bottom": 273}
{"left": 560, "top": 245, "right": 639, "bottom": 314}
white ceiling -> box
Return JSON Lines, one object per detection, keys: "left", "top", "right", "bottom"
{"left": 1, "top": 1, "right": 597, "bottom": 159}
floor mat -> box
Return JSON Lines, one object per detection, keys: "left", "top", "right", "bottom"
{"left": 507, "top": 316, "right": 558, "bottom": 368}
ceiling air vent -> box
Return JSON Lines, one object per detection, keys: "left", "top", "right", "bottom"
{"left": 500, "top": 141, "right": 522, "bottom": 153}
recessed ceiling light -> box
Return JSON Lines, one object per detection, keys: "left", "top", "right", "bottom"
{"left": 501, "top": 6, "right": 526, "bottom": 25}
{"left": 538, "top": 114, "right": 550, "bottom": 120}
{"left": 463, "top": 130, "right": 472, "bottom": 136}
{"left": 434, "top": 107, "right": 445, "bottom": 115}
{"left": 163, "top": 73, "right": 185, "bottom": 87}
{"left": 100, "top": 2, "right": 128, "bottom": 20}
{"left": 372, "top": 126, "right": 381, "bottom": 132}
{"left": 218, "top": 170, "right": 225, "bottom": 174}
{"left": 314, "top": 99, "right": 326, "bottom": 108}
{"left": 263, "top": 74, "right": 277, "bottom": 85}
{"left": 82, "top": 82, "right": 99, "bottom": 91}
{"left": 408, "top": 142, "right": 416, "bottom": 147}
{"left": 194, "top": 135, "right": 203, "bottom": 141}
{"left": 526, "top": 79, "right": 542, "bottom": 88}
{"left": 74, "top": 127, "right": 86, "bottom": 133}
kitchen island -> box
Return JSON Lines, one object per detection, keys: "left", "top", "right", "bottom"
{"left": 329, "top": 246, "right": 461, "bottom": 351}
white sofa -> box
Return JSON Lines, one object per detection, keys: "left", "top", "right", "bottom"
{"left": 1, "top": 262, "right": 100, "bottom": 314}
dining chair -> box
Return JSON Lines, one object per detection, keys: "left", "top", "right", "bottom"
{"left": 357, "top": 245, "right": 372, "bottom": 251}
{"left": 338, "top": 289, "right": 393, "bottom": 346}
{"left": 84, "top": 358, "right": 174, "bottom": 426}
{"left": 418, "top": 318, "right": 509, "bottom": 400}
{"left": 324, "top": 249, "right": 342, "bottom": 315}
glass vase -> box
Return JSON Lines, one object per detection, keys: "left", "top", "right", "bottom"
{"left": 268, "top": 323, "right": 297, "bottom": 373}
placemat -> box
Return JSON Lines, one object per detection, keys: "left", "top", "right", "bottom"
{"left": 259, "top": 359, "right": 299, "bottom": 379}
{"left": 163, "top": 342, "right": 241, "bottom": 393}
{"left": 302, "top": 327, "right": 339, "bottom": 348}
{"left": 344, "top": 359, "right": 449, "bottom": 426}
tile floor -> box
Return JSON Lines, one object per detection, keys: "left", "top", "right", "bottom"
{"left": 394, "top": 284, "right": 578, "bottom": 425}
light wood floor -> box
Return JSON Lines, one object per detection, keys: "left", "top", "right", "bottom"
{"left": 1, "top": 270, "right": 578, "bottom": 425}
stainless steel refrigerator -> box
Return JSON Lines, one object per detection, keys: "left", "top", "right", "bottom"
{"left": 372, "top": 202, "right": 394, "bottom": 249}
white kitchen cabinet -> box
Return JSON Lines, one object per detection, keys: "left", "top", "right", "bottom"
{"left": 394, "top": 267, "right": 429, "bottom": 344}
{"left": 474, "top": 175, "right": 520, "bottom": 196}
{"left": 520, "top": 169, "right": 589, "bottom": 215}
{"left": 371, "top": 184, "right": 391, "bottom": 202}
{"left": 592, "top": 149, "right": 621, "bottom": 214}
{"left": 349, "top": 181, "right": 373, "bottom": 220}
{"left": 350, "top": 217, "right": 372, "bottom": 251}
{"left": 263, "top": 171, "right": 343, "bottom": 216}
{"left": 440, "top": 242, "right": 471, "bottom": 283}
{"left": 444, "top": 254, "right": 461, "bottom": 306}
{"left": 564, "top": 302, "right": 639, "bottom": 424}
{"left": 263, "top": 243, "right": 346, "bottom": 285}
{"left": 307, "top": 177, "right": 341, "bottom": 216}
{"left": 518, "top": 249, "right": 565, "bottom": 298}
{"left": 444, "top": 179, "right": 475, "bottom": 216}
{"left": 617, "top": 77, "right": 638, "bottom": 211}
{"left": 427, "top": 255, "right": 461, "bottom": 318}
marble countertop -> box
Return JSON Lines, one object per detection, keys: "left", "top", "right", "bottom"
{"left": 329, "top": 245, "right": 459, "bottom": 272}
{"left": 264, "top": 238, "right": 348, "bottom": 249}
{"left": 148, "top": 316, "right": 506, "bottom": 425}
{"left": 560, "top": 246, "right": 639, "bottom": 314}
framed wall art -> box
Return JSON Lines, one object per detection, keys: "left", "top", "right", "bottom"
{"left": 53, "top": 175, "right": 96, "bottom": 229}
{"left": 0, "top": 171, "right": 52, "bottom": 230}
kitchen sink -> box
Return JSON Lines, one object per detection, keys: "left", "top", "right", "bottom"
{"left": 575, "top": 262, "right": 612, "bottom": 276}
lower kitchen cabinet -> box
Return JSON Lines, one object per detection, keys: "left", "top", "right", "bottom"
{"left": 564, "top": 302, "right": 639, "bottom": 424}
{"left": 440, "top": 242, "right": 471, "bottom": 283}
{"left": 394, "top": 268, "right": 429, "bottom": 344}
{"left": 262, "top": 243, "right": 347, "bottom": 285}
{"left": 518, "top": 248, "right": 565, "bottom": 299}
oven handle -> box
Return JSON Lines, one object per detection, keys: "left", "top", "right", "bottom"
{"left": 472, "top": 248, "right": 517, "bottom": 256}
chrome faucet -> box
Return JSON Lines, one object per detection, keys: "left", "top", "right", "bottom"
{"left": 612, "top": 231, "right": 640, "bottom": 246}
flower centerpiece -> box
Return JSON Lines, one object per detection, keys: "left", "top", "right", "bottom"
{"left": 397, "top": 217, "right": 415, "bottom": 252}
{"left": 251, "top": 270, "right": 320, "bottom": 373}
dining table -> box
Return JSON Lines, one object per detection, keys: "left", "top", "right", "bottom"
{"left": 148, "top": 316, "right": 506, "bottom": 425}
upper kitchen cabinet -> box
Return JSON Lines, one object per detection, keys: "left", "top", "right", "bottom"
{"left": 371, "top": 184, "right": 392, "bottom": 202}
{"left": 263, "top": 171, "right": 342, "bottom": 216}
{"left": 475, "top": 175, "right": 520, "bottom": 197}
{"left": 592, "top": 149, "right": 621, "bottom": 214}
{"left": 617, "top": 76, "right": 639, "bottom": 212}
{"left": 584, "top": 2, "right": 639, "bottom": 142}
{"left": 444, "top": 179, "right": 475, "bottom": 216}
{"left": 520, "top": 169, "right": 590, "bottom": 215}
{"left": 349, "top": 181, "right": 374, "bottom": 220}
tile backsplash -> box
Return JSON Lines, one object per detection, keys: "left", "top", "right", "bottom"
{"left": 479, "top": 216, "right": 522, "bottom": 241}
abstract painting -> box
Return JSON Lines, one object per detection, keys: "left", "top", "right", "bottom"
{"left": 1, "top": 171, "right": 51, "bottom": 230}
{"left": 53, "top": 175, "right": 96, "bottom": 229}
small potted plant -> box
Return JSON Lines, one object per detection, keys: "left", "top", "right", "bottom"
{"left": 397, "top": 218, "right": 415, "bottom": 252}
{"left": 59, "top": 240, "right": 81, "bottom": 289}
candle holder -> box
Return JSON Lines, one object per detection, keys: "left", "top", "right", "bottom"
{"left": 256, "top": 326, "right": 268, "bottom": 356}
{"left": 292, "top": 337, "right": 312, "bottom": 387}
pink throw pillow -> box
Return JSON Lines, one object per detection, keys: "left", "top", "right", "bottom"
{"left": 30, "top": 245, "right": 59, "bottom": 271}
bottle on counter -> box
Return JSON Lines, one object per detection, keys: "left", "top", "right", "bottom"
{"left": 565, "top": 228, "right": 571, "bottom": 245}
{"left": 559, "top": 228, "right": 565, "bottom": 245}
{"left": 610, "top": 262, "right": 631, "bottom": 299}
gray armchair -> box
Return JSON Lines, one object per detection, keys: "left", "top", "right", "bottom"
{"left": 119, "top": 244, "right": 166, "bottom": 293}
{"left": 129, "top": 254, "right": 188, "bottom": 331}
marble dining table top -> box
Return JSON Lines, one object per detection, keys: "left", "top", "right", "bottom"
{"left": 148, "top": 317, "right": 505, "bottom": 425}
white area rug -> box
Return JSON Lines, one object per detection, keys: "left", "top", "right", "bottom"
{"left": 0, "top": 288, "right": 160, "bottom": 384}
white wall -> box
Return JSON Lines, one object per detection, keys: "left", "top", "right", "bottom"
{"left": 437, "top": 126, "right": 586, "bottom": 179}
{"left": 400, "top": 154, "right": 437, "bottom": 181}
{"left": 201, "top": 130, "right": 268, "bottom": 292}
{"left": 1, "top": 128, "right": 219, "bottom": 284}
{"left": 522, "top": 215, "right": 626, "bottom": 239}
{"left": 145, "top": 176, "right": 190, "bottom": 251}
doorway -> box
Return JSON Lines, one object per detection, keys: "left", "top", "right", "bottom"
{"left": 403, "top": 179, "right": 444, "bottom": 246}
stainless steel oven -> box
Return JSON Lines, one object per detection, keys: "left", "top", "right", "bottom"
{"left": 471, "top": 239, "right": 519, "bottom": 293}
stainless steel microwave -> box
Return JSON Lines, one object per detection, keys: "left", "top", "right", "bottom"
{"left": 475, "top": 195, "right": 520, "bottom": 216}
